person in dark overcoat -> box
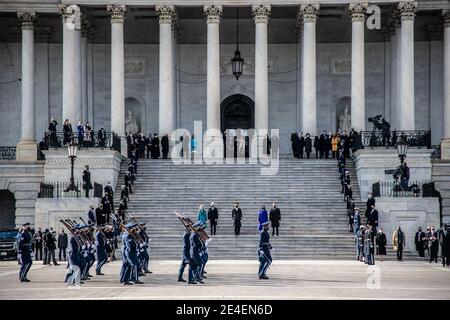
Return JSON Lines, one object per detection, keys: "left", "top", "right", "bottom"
{"left": 376, "top": 228, "right": 387, "bottom": 261}
{"left": 232, "top": 202, "right": 242, "bottom": 236}
{"left": 161, "top": 134, "right": 169, "bottom": 159}
{"left": 82, "top": 165, "right": 93, "bottom": 198}
{"left": 208, "top": 202, "right": 219, "bottom": 236}
{"left": 304, "top": 133, "right": 312, "bottom": 159}
{"left": 151, "top": 133, "right": 160, "bottom": 159}
{"left": 269, "top": 203, "right": 281, "bottom": 237}
{"left": 415, "top": 227, "right": 426, "bottom": 257}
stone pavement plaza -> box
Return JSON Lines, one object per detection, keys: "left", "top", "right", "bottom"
{"left": 0, "top": 260, "right": 449, "bottom": 300}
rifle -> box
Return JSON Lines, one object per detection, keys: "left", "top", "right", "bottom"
{"left": 80, "top": 216, "right": 105, "bottom": 239}
{"left": 175, "top": 211, "right": 210, "bottom": 243}
{"left": 60, "top": 219, "right": 84, "bottom": 247}
{"left": 111, "top": 213, "right": 142, "bottom": 244}
{"left": 124, "top": 212, "right": 147, "bottom": 243}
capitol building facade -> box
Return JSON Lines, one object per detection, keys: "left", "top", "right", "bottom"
{"left": 0, "top": 0, "right": 448, "bottom": 156}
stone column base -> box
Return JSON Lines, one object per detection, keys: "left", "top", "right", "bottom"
{"left": 441, "top": 138, "right": 450, "bottom": 160}
{"left": 16, "top": 140, "right": 37, "bottom": 161}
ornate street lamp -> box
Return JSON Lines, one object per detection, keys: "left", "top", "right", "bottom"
{"left": 397, "top": 139, "right": 408, "bottom": 164}
{"left": 65, "top": 136, "right": 80, "bottom": 193}
{"left": 231, "top": 8, "right": 244, "bottom": 80}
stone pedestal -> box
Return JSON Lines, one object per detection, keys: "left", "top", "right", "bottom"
{"left": 42, "top": 149, "right": 125, "bottom": 189}
{"left": 377, "top": 197, "right": 440, "bottom": 249}
{"left": 431, "top": 159, "right": 450, "bottom": 224}
{"left": 16, "top": 141, "right": 37, "bottom": 161}
{"left": 441, "top": 138, "right": 450, "bottom": 160}
{"left": 354, "top": 148, "right": 433, "bottom": 199}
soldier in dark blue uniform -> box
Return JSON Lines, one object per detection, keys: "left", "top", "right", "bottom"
{"left": 178, "top": 227, "right": 191, "bottom": 283}
{"left": 138, "top": 223, "right": 151, "bottom": 275}
{"left": 66, "top": 225, "right": 83, "bottom": 287}
{"left": 120, "top": 226, "right": 132, "bottom": 285}
{"left": 126, "top": 224, "right": 143, "bottom": 284}
{"left": 95, "top": 225, "right": 108, "bottom": 275}
{"left": 189, "top": 227, "right": 204, "bottom": 284}
{"left": 258, "top": 221, "right": 272, "bottom": 280}
{"left": 18, "top": 222, "right": 33, "bottom": 282}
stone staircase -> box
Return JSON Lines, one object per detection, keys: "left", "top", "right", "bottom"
{"left": 114, "top": 157, "right": 415, "bottom": 260}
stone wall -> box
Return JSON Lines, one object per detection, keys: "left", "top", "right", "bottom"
{"left": 431, "top": 160, "right": 450, "bottom": 224}
{"left": 376, "top": 197, "right": 440, "bottom": 250}
{"left": 35, "top": 197, "right": 100, "bottom": 232}
{"left": 354, "top": 148, "right": 433, "bottom": 199}
{"left": 0, "top": 161, "right": 44, "bottom": 227}
{"left": 42, "top": 149, "right": 125, "bottom": 189}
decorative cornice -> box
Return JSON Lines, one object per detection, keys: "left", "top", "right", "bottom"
{"left": 299, "top": 3, "right": 320, "bottom": 24}
{"left": 17, "top": 12, "right": 36, "bottom": 30}
{"left": 156, "top": 5, "right": 175, "bottom": 25}
{"left": 203, "top": 5, "right": 222, "bottom": 24}
{"left": 443, "top": 10, "right": 450, "bottom": 28}
{"left": 58, "top": 4, "right": 81, "bottom": 30}
{"left": 398, "top": 1, "right": 417, "bottom": 21}
{"left": 107, "top": 5, "right": 126, "bottom": 24}
{"left": 349, "top": 2, "right": 368, "bottom": 22}
{"left": 252, "top": 4, "right": 271, "bottom": 24}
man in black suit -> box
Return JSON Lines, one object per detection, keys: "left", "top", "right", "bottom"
{"left": 161, "top": 134, "right": 169, "bottom": 159}
{"left": 82, "top": 165, "right": 93, "bottom": 198}
{"left": 367, "top": 205, "right": 378, "bottom": 235}
{"left": 232, "top": 202, "right": 242, "bottom": 236}
{"left": 96, "top": 204, "right": 106, "bottom": 225}
{"left": 365, "top": 192, "right": 376, "bottom": 220}
{"left": 88, "top": 205, "right": 96, "bottom": 224}
{"left": 269, "top": 203, "right": 281, "bottom": 237}
{"left": 438, "top": 224, "right": 450, "bottom": 267}
{"left": 101, "top": 194, "right": 111, "bottom": 223}
{"left": 415, "top": 226, "right": 426, "bottom": 257}
{"left": 151, "top": 133, "right": 160, "bottom": 159}
{"left": 207, "top": 202, "right": 218, "bottom": 236}
{"left": 427, "top": 226, "right": 439, "bottom": 263}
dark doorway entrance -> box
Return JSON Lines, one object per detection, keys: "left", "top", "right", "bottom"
{"left": 0, "top": 190, "right": 15, "bottom": 229}
{"left": 221, "top": 94, "right": 255, "bottom": 133}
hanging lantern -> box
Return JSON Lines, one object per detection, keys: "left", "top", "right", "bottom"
{"left": 231, "top": 8, "right": 244, "bottom": 80}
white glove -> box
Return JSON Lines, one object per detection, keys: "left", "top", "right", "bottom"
{"left": 81, "top": 245, "right": 86, "bottom": 250}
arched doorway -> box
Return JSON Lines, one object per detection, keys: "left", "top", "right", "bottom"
{"left": 221, "top": 94, "right": 255, "bottom": 133}
{"left": 0, "top": 190, "right": 15, "bottom": 229}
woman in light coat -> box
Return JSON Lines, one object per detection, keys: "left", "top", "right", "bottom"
{"left": 197, "top": 204, "right": 207, "bottom": 228}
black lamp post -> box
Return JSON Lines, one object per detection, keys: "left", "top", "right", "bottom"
{"left": 65, "top": 136, "right": 80, "bottom": 192}
{"left": 231, "top": 8, "right": 244, "bottom": 80}
{"left": 397, "top": 139, "right": 408, "bottom": 165}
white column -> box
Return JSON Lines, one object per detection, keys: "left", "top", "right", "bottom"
{"left": 300, "top": 3, "right": 319, "bottom": 136}
{"left": 442, "top": 10, "right": 450, "bottom": 159}
{"left": 81, "top": 18, "right": 89, "bottom": 124}
{"left": 204, "top": 5, "right": 222, "bottom": 131}
{"left": 349, "top": 3, "right": 367, "bottom": 132}
{"left": 156, "top": 5, "right": 175, "bottom": 136}
{"left": 296, "top": 19, "right": 303, "bottom": 131}
{"left": 398, "top": 1, "right": 417, "bottom": 130}
{"left": 252, "top": 4, "right": 271, "bottom": 131}
{"left": 59, "top": 5, "right": 82, "bottom": 125}
{"left": 172, "top": 20, "right": 179, "bottom": 130}
{"left": 16, "top": 12, "right": 37, "bottom": 161}
{"left": 389, "top": 27, "right": 397, "bottom": 128}
{"left": 107, "top": 5, "right": 126, "bottom": 138}
{"left": 394, "top": 19, "right": 402, "bottom": 130}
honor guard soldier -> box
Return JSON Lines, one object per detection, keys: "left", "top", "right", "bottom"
{"left": 258, "top": 221, "right": 272, "bottom": 280}
{"left": 178, "top": 226, "right": 192, "bottom": 283}
{"left": 189, "top": 224, "right": 204, "bottom": 284}
{"left": 95, "top": 225, "right": 108, "bottom": 275}
{"left": 138, "top": 223, "right": 151, "bottom": 275}
{"left": 66, "top": 225, "right": 82, "bottom": 288}
{"left": 120, "top": 225, "right": 132, "bottom": 285}
{"left": 18, "top": 222, "right": 33, "bottom": 282}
